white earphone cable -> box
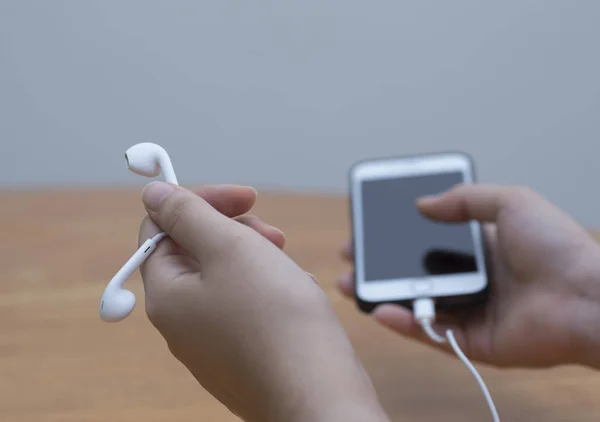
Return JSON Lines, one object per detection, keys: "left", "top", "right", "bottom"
{"left": 151, "top": 232, "right": 168, "bottom": 243}
{"left": 414, "top": 298, "right": 500, "bottom": 422}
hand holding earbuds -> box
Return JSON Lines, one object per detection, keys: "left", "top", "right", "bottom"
{"left": 99, "top": 143, "right": 178, "bottom": 322}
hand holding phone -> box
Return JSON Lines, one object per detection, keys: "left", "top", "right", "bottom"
{"left": 344, "top": 169, "right": 600, "bottom": 370}
{"left": 349, "top": 152, "right": 488, "bottom": 313}
{"left": 346, "top": 151, "right": 600, "bottom": 421}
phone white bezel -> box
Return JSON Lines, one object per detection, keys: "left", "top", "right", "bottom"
{"left": 351, "top": 153, "right": 487, "bottom": 303}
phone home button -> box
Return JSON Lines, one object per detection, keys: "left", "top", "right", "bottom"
{"left": 412, "top": 280, "right": 433, "bottom": 294}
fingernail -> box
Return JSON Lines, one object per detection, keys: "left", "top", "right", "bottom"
{"left": 268, "top": 224, "right": 284, "bottom": 235}
{"left": 417, "top": 194, "right": 439, "bottom": 204}
{"left": 307, "top": 273, "right": 319, "bottom": 284}
{"left": 142, "top": 181, "right": 175, "bottom": 210}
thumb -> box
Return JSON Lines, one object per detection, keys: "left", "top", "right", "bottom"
{"left": 141, "top": 181, "right": 236, "bottom": 263}
{"left": 416, "top": 184, "right": 513, "bottom": 223}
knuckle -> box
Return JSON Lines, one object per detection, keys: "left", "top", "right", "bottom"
{"left": 500, "top": 186, "right": 545, "bottom": 215}
{"left": 505, "top": 185, "right": 538, "bottom": 203}
{"left": 449, "top": 182, "right": 467, "bottom": 193}
{"left": 166, "top": 341, "right": 181, "bottom": 359}
{"left": 512, "top": 185, "right": 533, "bottom": 196}
{"left": 218, "top": 224, "right": 248, "bottom": 255}
{"left": 207, "top": 223, "right": 257, "bottom": 263}
{"left": 144, "top": 290, "right": 170, "bottom": 330}
{"left": 145, "top": 295, "right": 160, "bottom": 318}
{"left": 145, "top": 299, "right": 163, "bottom": 328}
{"left": 162, "top": 194, "right": 197, "bottom": 235}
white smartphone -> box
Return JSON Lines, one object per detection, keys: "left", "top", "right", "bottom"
{"left": 349, "top": 152, "right": 488, "bottom": 313}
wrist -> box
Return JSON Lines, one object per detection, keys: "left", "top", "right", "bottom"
{"left": 273, "top": 400, "right": 389, "bottom": 422}
{"left": 264, "top": 349, "right": 389, "bottom": 422}
{"left": 310, "top": 404, "right": 390, "bottom": 422}
{"left": 266, "top": 377, "right": 389, "bottom": 422}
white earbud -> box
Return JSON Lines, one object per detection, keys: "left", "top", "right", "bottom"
{"left": 99, "top": 143, "right": 178, "bottom": 322}
{"left": 125, "top": 142, "right": 178, "bottom": 185}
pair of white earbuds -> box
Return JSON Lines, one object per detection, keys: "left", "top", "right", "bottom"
{"left": 99, "top": 142, "right": 177, "bottom": 322}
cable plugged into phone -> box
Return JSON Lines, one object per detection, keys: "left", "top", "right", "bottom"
{"left": 413, "top": 297, "right": 500, "bottom": 422}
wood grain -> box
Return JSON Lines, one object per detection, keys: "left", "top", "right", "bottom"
{"left": 0, "top": 189, "right": 598, "bottom": 421}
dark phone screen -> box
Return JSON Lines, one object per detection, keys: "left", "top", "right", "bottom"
{"left": 360, "top": 172, "right": 478, "bottom": 282}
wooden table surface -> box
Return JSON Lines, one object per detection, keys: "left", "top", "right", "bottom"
{"left": 1, "top": 189, "right": 599, "bottom": 421}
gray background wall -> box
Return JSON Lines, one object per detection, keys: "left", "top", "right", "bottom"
{"left": 1, "top": 1, "right": 599, "bottom": 225}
